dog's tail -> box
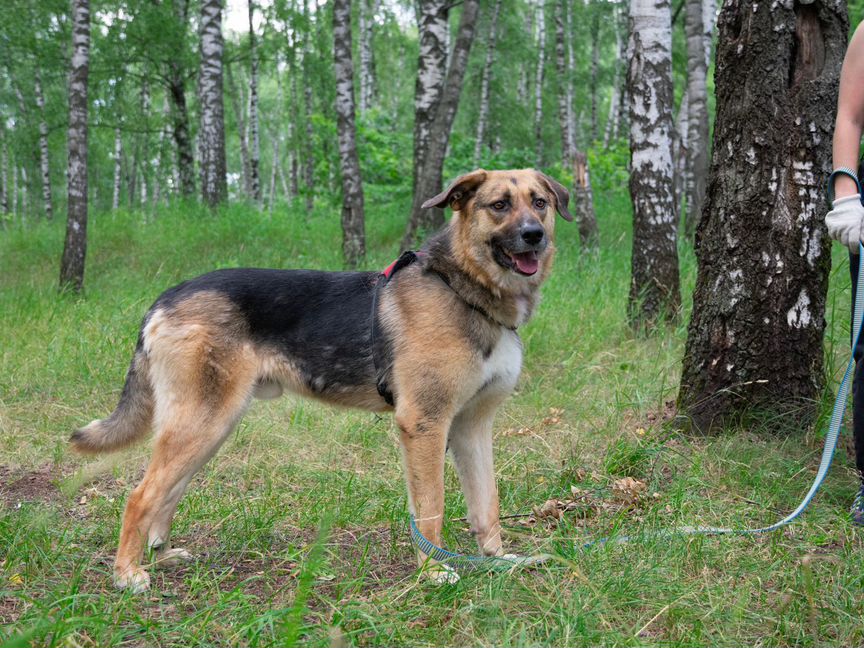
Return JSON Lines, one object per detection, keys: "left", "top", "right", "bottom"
{"left": 70, "top": 348, "right": 154, "bottom": 454}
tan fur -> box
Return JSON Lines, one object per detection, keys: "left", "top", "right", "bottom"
{"left": 76, "top": 169, "right": 566, "bottom": 590}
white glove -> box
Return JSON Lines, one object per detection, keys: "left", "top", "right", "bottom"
{"left": 826, "top": 194, "right": 864, "bottom": 253}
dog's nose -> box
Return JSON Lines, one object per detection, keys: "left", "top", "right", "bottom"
{"left": 520, "top": 223, "right": 545, "bottom": 246}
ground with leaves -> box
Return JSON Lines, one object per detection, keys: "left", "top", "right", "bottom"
{"left": 2, "top": 180, "right": 863, "bottom": 646}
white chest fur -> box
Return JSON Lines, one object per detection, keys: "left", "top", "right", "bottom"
{"left": 476, "top": 329, "right": 523, "bottom": 401}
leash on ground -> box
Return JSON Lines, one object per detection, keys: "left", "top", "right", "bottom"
{"left": 409, "top": 173, "right": 864, "bottom": 571}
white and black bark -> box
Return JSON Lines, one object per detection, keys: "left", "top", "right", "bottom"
{"left": 138, "top": 80, "right": 150, "bottom": 206}
{"left": 627, "top": 0, "right": 680, "bottom": 325}
{"left": 198, "top": 0, "right": 228, "bottom": 207}
{"left": 226, "top": 61, "right": 252, "bottom": 196}
{"left": 683, "top": 0, "right": 709, "bottom": 239}
{"left": 167, "top": 0, "right": 195, "bottom": 198}
{"left": 302, "top": 0, "right": 315, "bottom": 210}
{"left": 412, "top": 0, "right": 449, "bottom": 195}
{"left": 334, "top": 0, "right": 366, "bottom": 268}
{"left": 565, "top": 0, "right": 577, "bottom": 155}
{"left": 402, "top": 0, "right": 480, "bottom": 250}
{"left": 573, "top": 150, "right": 598, "bottom": 248}
{"left": 678, "top": 0, "right": 846, "bottom": 432}
{"left": 518, "top": 1, "right": 534, "bottom": 107}
{"left": 60, "top": 0, "right": 90, "bottom": 293}
{"left": 554, "top": 0, "right": 571, "bottom": 165}
{"left": 534, "top": 0, "right": 546, "bottom": 167}
{"left": 603, "top": 9, "right": 625, "bottom": 148}
{"left": 590, "top": 9, "right": 600, "bottom": 143}
{"left": 34, "top": 71, "right": 53, "bottom": 220}
{"left": 248, "top": 0, "right": 261, "bottom": 204}
{"left": 112, "top": 127, "right": 122, "bottom": 210}
{"left": 473, "top": 0, "right": 501, "bottom": 165}
{"left": 358, "top": 0, "right": 375, "bottom": 114}
{"left": 672, "top": 91, "right": 689, "bottom": 216}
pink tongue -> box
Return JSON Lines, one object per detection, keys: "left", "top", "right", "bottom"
{"left": 512, "top": 251, "right": 539, "bottom": 275}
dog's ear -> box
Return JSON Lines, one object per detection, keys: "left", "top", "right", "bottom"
{"left": 536, "top": 171, "right": 573, "bottom": 222}
{"left": 421, "top": 169, "right": 488, "bottom": 211}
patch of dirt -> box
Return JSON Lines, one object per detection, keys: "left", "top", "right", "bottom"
{"left": 0, "top": 464, "right": 64, "bottom": 508}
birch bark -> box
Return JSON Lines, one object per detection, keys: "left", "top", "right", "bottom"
{"left": 60, "top": 0, "right": 90, "bottom": 292}
{"left": 626, "top": 0, "right": 680, "bottom": 325}
{"left": 248, "top": 0, "right": 261, "bottom": 204}
{"left": 34, "top": 71, "right": 53, "bottom": 219}
{"left": 534, "top": 0, "right": 546, "bottom": 167}
{"left": 198, "top": 0, "right": 228, "bottom": 207}
{"left": 473, "top": 0, "right": 501, "bottom": 165}
{"left": 333, "top": 0, "right": 366, "bottom": 268}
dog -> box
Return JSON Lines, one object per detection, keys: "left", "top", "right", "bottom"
{"left": 71, "top": 168, "right": 572, "bottom": 591}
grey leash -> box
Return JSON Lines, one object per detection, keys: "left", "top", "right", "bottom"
{"left": 409, "top": 235, "right": 864, "bottom": 571}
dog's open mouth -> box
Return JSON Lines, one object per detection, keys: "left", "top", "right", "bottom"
{"left": 493, "top": 244, "right": 540, "bottom": 276}
{"left": 510, "top": 251, "right": 539, "bottom": 276}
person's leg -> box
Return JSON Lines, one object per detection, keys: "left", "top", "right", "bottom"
{"left": 849, "top": 250, "right": 864, "bottom": 523}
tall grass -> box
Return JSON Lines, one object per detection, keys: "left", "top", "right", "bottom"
{"left": 1, "top": 182, "right": 862, "bottom": 647}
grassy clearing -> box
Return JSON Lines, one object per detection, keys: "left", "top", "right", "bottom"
{"left": 1, "top": 180, "right": 863, "bottom": 647}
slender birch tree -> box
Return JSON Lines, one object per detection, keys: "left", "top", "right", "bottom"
{"left": 683, "top": 0, "right": 709, "bottom": 238}
{"left": 534, "top": 0, "right": 546, "bottom": 167}
{"left": 59, "top": 0, "right": 90, "bottom": 292}
{"left": 473, "top": 0, "right": 502, "bottom": 165}
{"left": 402, "top": 1, "right": 480, "bottom": 250}
{"left": 198, "top": 0, "right": 227, "bottom": 207}
{"left": 34, "top": 71, "right": 52, "bottom": 220}
{"left": 248, "top": 0, "right": 261, "bottom": 205}
{"left": 333, "top": 0, "right": 366, "bottom": 268}
{"left": 626, "top": 0, "right": 680, "bottom": 325}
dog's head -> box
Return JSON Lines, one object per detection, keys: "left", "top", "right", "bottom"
{"left": 423, "top": 169, "right": 572, "bottom": 290}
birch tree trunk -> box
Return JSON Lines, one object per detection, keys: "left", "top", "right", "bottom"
{"left": 683, "top": 0, "right": 709, "bottom": 239}
{"left": 167, "top": 0, "right": 195, "bottom": 198}
{"left": 590, "top": 9, "right": 600, "bottom": 144}
{"left": 565, "top": 0, "right": 577, "bottom": 155}
{"left": 248, "top": 0, "right": 261, "bottom": 205}
{"left": 60, "top": 0, "right": 90, "bottom": 293}
{"left": 678, "top": 0, "right": 846, "bottom": 432}
{"left": 334, "top": 0, "right": 366, "bottom": 268}
{"left": 412, "top": 0, "right": 448, "bottom": 196}
{"left": 1, "top": 138, "right": 9, "bottom": 218}
{"left": 603, "top": 11, "right": 625, "bottom": 148}
{"left": 226, "top": 61, "right": 252, "bottom": 196}
{"left": 555, "top": 0, "right": 571, "bottom": 166}
{"left": 302, "top": 0, "right": 315, "bottom": 211}
{"left": 534, "top": 0, "right": 546, "bottom": 167}
{"left": 198, "top": 0, "right": 228, "bottom": 207}
{"left": 138, "top": 81, "right": 150, "bottom": 206}
{"left": 34, "top": 72, "right": 53, "bottom": 220}
{"left": 473, "top": 0, "right": 501, "bottom": 165}
{"left": 573, "top": 151, "right": 599, "bottom": 248}
{"left": 402, "top": 0, "right": 480, "bottom": 250}
{"left": 627, "top": 0, "right": 680, "bottom": 325}
{"left": 112, "top": 127, "right": 122, "bottom": 210}
{"left": 518, "top": 1, "right": 534, "bottom": 107}
{"left": 672, "top": 92, "right": 689, "bottom": 216}
{"left": 358, "top": 0, "right": 375, "bottom": 114}
{"left": 703, "top": 0, "right": 716, "bottom": 67}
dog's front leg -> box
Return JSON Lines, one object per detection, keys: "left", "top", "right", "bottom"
{"left": 448, "top": 402, "right": 502, "bottom": 556}
{"left": 396, "top": 407, "right": 457, "bottom": 583}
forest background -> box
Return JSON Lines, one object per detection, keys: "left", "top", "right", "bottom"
{"left": 4, "top": 0, "right": 864, "bottom": 646}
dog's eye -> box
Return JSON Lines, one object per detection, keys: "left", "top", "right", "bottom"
{"left": 533, "top": 198, "right": 547, "bottom": 210}
{"left": 492, "top": 201, "right": 507, "bottom": 211}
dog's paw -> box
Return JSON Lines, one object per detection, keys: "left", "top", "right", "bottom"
{"left": 113, "top": 567, "right": 151, "bottom": 593}
{"left": 155, "top": 547, "right": 194, "bottom": 568}
{"left": 423, "top": 563, "right": 460, "bottom": 585}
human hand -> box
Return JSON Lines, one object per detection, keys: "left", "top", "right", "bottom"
{"left": 826, "top": 194, "right": 864, "bottom": 253}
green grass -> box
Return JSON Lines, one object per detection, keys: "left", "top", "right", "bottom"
{"left": 2, "top": 183, "right": 863, "bottom": 647}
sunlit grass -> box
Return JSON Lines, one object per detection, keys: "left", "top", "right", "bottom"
{"left": 1, "top": 183, "right": 863, "bottom": 646}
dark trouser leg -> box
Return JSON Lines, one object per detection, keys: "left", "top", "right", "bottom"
{"left": 850, "top": 251, "right": 864, "bottom": 483}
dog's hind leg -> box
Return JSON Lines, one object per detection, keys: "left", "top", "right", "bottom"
{"left": 448, "top": 401, "right": 503, "bottom": 557}
{"left": 113, "top": 336, "right": 256, "bottom": 592}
